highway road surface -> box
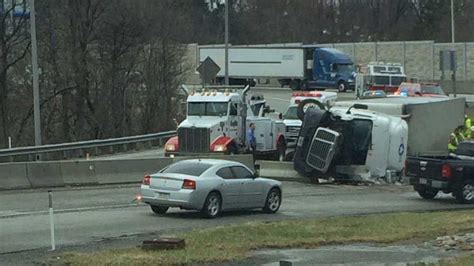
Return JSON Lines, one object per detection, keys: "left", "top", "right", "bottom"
{"left": 1, "top": 180, "right": 472, "bottom": 260}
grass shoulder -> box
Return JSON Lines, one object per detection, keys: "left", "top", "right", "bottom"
{"left": 50, "top": 210, "right": 474, "bottom": 265}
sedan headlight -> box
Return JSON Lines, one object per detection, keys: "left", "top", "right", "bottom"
{"left": 165, "top": 144, "right": 175, "bottom": 151}
{"left": 214, "top": 144, "right": 227, "bottom": 152}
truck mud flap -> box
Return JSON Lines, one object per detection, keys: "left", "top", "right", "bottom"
{"left": 306, "top": 127, "right": 340, "bottom": 173}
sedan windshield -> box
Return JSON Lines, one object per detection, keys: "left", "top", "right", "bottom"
{"left": 160, "top": 161, "right": 212, "bottom": 176}
{"left": 421, "top": 85, "right": 445, "bottom": 95}
{"left": 284, "top": 106, "right": 298, "bottom": 119}
{"left": 188, "top": 102, "right": 228, "bottom": 116}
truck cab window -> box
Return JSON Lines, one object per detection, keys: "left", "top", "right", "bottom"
{"left": 188, "top": 102, "right": 228, "bottom": 116}
{"left": 230, "top": 103, "right": 238, "bottom": 116}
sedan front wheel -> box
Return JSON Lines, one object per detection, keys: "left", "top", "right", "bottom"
{"left": 263, "top": 188, "right": 281, "bottom": 213}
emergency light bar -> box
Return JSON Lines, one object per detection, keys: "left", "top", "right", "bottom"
{"left": 292, "top": 92, "right": 322, "bottom": 98}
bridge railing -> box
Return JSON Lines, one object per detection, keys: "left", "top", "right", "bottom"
{"left": 0, "top": 130, "right": 177, "bottom": 162}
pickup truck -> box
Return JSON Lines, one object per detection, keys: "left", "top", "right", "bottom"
{"left": 406, "top": 142, "right": 474, "bottom": 204}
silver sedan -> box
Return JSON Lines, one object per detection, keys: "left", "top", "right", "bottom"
{"left": 139, "top": 159, "right": 282, "bottom": 218}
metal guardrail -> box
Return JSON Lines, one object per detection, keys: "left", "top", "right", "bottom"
{"left": 0, "top": 130, "right": 176, "bottom": 159}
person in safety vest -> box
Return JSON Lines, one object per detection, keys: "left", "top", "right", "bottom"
{"left": 449, "top": 126, "right": 465, "bottom": 153}
{"left": 464, "top": 114, "right": 472, "bottom": 140}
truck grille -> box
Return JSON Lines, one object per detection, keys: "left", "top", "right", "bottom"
{"left": 306, "top": 128, "right": 340, "bottom": 173}
{"left": 286, "top": 126, "right": 301, "bottom": 135}
{"left": 178, "top": 127, "right": 210, "bottom": 153}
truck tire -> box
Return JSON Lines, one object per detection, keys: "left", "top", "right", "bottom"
{"left": 276, "top": 138, "right": 287, "bottom": 162}
{"left": 290, "top": 80, "right": 301, "bottom": 91}
{"left": 296, "top": 99, "right": 326, "bottom": 121}
{"left": 454, "top": 180, "right": 474, "bottom": 204}
{"left": 301, "top": 80, "right": 309, "bottom": 91}
{"left": 337, "top": 81, "right": 347, "bottom": 92}
{"left": 416, "top": 188, "right": 439, "bottom": 199}
{"left": 228, "top": 141, "right": 239, "bottom": 155}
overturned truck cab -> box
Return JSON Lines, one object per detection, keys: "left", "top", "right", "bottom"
{"left": 293, "top": 104, "right": 408, "bottom": 183}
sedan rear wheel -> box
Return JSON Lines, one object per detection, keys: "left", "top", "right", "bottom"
{"left": 263, "top": 188, "right": 281, "bottom": 213}
{"left": 202, "top": 192, "right": 221, "bottom": 219}
{"left": 150, "top": 205, "right": 169, "bottom": 214}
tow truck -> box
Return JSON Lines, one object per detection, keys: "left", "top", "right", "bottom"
{"left": 282, "top": 91, "right": 337, "bottom": 147}
{"left": 164, "top": 86, "right": 287, "bottom": 160}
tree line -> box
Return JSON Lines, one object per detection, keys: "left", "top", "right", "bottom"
{"left": 1, "top": 0, "right": 473, "bottom": 147}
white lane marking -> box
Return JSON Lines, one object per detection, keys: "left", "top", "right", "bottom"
{"left": 270, "top": 97, "right": 290, "bottom": 102}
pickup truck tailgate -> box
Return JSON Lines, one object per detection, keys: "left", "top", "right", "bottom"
{"left": 406, "top": 157, "right": 444, "bottom": 181}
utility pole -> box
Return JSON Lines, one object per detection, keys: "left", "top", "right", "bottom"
{"left": 29, "top": 0, "right": 42, "bottom": 147}
{"left": 451, "top": 0, "right": 457, "bottom": 98}
{"left": 224, "top": 0, "right": 229, "bottom": 85}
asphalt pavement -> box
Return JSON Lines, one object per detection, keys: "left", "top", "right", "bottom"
{"left": 1, "top": 181, "right": 472, "bottom": 259}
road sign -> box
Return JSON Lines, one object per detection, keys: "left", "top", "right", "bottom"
{"left": 440, "top": 50, "right": 456, "bottom": 71}
{"left": 197, "top": 56, "right": 220, "bottom": 84}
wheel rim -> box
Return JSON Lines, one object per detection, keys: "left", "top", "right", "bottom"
{"left": 463, "top": 184, "right": 474, "bottom": 201}
{"left": 338, "top": 83, "right": 345, "bottom": 91}
{"left": 207, "top": 195, "right": 220, "bottom": 216}
{"left": 268, "top": 191, "right": 280, "bottom": 211}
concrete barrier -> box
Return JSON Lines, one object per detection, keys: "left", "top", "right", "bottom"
{"left": 26, "top": 162, "right": 64, "bottom": 188}
{"left": 258, "top": 161, "right": 305, "bottom": 181}
{"left": 0, "top": 154, "right": 267, "bottom": 190}
{"left": 0, "top": 163, "right": 31, "bottom": 189}
{"left": 95, "top": 158, "right": 174, "bottom": 184}
{"left": 60, "top": 161, "right": 98, "bottom": 186}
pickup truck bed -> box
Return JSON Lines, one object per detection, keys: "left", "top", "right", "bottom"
{"left": 406, "top": 152, "right": 474, "bottom": 204}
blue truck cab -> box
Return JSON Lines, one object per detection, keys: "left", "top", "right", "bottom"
{"left": 284, "top": 47, "right": 355, "bottom": 92}
{"left": 310, "top": 48, "right": 355, "bottom": 92}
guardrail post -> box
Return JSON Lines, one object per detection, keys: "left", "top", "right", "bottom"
{"left": 109, "top": 145, "right": 114, "bottom": 154}
{"left": 122, "top": 143, "right": 128, "bottom": 152}
{"left": 48, "top": 190, "right": 56, "bottom": 251}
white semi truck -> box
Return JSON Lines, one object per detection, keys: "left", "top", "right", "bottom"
{"left": 334, "top": 97, "right": 466, "bottom": 157}
{"left": 294, "top": 102, "right": 408, "bottom": 183}
{"left": 199, "top": 45, "right": 355, "bottom": 91}
{"left": 164, "top": 86, "right": 287, "bottom": 160}
{"left": 294, "top": 96, "right": 466, "bottom": 183}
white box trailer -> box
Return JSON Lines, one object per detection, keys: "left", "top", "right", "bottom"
{"left": 199, "top": 47, "right": 305, "bottom": 79}
{"left": 334, "top": 97, "right": 465, "bottom": 156}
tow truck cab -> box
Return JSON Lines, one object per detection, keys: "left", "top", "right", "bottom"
{"left": 283, "top": 91, "right": 337, "bottom": 146}
{"left": 165, "top": 88, "right": 286, "bottom": 157}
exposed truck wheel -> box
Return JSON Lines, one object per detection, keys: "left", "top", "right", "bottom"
{"left": 416, "top": 188, "right": 439, "bottom": 199}
{"left": 337, "top": 81, "right": 347, "bottom": 92}
{"left": 455, "top": 180, "right": 474, "bottom": 204}
{"left": 296, "top": 98, "right": 327, "bottom": 121}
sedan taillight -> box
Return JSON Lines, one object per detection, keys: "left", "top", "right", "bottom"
{"left": 182, "top": 179, "right": 196, "bottom": 190}
{"left": 143, "top": 175, "right": 151, "bottom": 185}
